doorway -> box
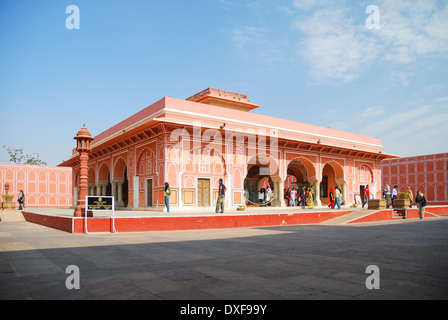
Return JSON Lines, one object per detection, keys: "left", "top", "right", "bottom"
{"left": 197, "top": 178, "right": 210, "bottom": 207}
{"left": 146, "top": 179, "right": 153, "bottom": 207}
{"left": 360, "top": 185, "right": 366, "bottom": 204}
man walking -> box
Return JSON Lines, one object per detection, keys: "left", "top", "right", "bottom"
{"left": 362, "top": 185, "right": 370, "bottom": 208}
{"left": 216, "top": 178, "right": 226, "bottom": 213}
{"left": 384, "top": 184, "right": 391, "bottom": 208}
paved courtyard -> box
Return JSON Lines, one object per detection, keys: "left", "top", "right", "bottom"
{"left": 1, "top": 217, "right": 447, "bottom": 302}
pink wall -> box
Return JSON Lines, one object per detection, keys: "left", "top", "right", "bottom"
{"left": 0, "top": 163, "right": 73, "bottom": 208}
{"left": 382, "top": 152, "right": 448, "bottom": 205}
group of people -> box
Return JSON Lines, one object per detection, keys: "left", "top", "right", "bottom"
{"left": 283, "top": 186, "right": 315, "bottom": 209}
{"left": 163, "top": 180, "right": 429, "bottom": 220}
{"left": 383, "top": 184, "right": 427, "bottom": 219}
{"left": 258, "top": 186, "right": 273, "bottom": 207}
{"left": 327, "top": 186, "right": 343, "bottom": 209}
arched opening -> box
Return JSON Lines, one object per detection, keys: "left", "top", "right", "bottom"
{"left": 244, "top": 154, "right": 278, "bottom": 206}
{"left": 113, "top": 158, "right": 128, "bottom": 207}
{"left": 136, "top": 147, "right": 157, "bottom": 207}
{"left": 321, "top": 163, "right": 337, "bottom": 206}
{"left": 88, "top": 167, "right": 96, "bottom": 196}
{"left": 356, "top": 164, "right": 373, "bottom": 204}
{"left": 98, "top": 163, "right": 111, "bottom": 196}
{"left": 286, "top": 159, "right": 310, "bottom": 189}
{"left": 285, "top": 158, "right": 315, "bottom": 206}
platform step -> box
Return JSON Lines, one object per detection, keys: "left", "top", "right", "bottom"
{"left": 0, "top": 210, "right": 26, "bottom": 222}
{"left": 320, "top": 209, "right": 376, "bottom": 225}
{"left": 392, "top": 209, "right": 406, "bottom": 219}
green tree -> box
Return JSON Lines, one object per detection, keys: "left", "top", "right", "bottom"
{"left": 3, "top": 146, "right": 47, "bottom": 165}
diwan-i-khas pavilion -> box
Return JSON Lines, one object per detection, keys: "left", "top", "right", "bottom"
{"left": 59, "top": 87, "right": 397, "bottom": 212}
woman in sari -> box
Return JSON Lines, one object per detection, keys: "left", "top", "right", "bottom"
{"left": 307, "top": 187, "right": 314, "bottom": 209}
{"left": 328, "top": 188, "right": 335, "bottom": 208}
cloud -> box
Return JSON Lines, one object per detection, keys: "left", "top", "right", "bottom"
{"left": 292, "top": 0, "right": 448, "bottom": 84}
{"left": 377, "top": 0, "right": 448, "bottom": 62}
{"left": 292, "top": 0, "right": 332, "bottom": 10}
{"left": 360, "top": 98, "right": 448, "bottom": 156}
{"left": 390, "top": 71, "right": 414, "bottom": 86}
{"left": 231, "top": 26, "right": 267, "bottom": 49}
{"left": 293, "top": 7, "right": 380, "bottom": 83}
{"left": 231, "top": 26, "right": 284, "bottom": 65}
{"left": 360, "top": 106, "right": 385, "bottom": 119}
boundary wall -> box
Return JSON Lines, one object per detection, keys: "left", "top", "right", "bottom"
{"left": 0, "top": 163, "right": 72, "bottom": 208}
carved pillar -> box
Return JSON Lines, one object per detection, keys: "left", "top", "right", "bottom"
{"left": 117, "top": 181, "right": 124, "bottom": 207}
{"left": 314, "top": 180, "right": 322, "bottom": 207}
{"left": 272, "top": 178, "right": 285, "bottom": 207}
{"left": 73, "top": 125, "right": 93, "bottom": 217}
{"left": 111, "top": 181, "right": 118, "bottom": 206}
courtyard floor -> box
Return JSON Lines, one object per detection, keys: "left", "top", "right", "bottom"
{"left": 1, "top": 214, "right": 447, "bottom": 303}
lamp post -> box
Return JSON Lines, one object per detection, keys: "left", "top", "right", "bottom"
{"left": 73, "top": 125, "right": 93, "bottom": 217}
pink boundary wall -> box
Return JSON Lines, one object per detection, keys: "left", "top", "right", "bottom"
{"left": 0, "top": 163, "right": 73, "bottom": 208}
{"left": 382, "top": 152, "right": 448, "bottom": 205}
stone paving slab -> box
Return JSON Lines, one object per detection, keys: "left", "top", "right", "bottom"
{"left": 0, "top": 217, "right": 448, "bottom": 302}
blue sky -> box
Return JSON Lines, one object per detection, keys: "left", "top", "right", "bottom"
{"left": 1, "top": 0, "right": 447, "bottom": 166}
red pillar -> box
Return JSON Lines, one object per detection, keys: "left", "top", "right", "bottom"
{"left": 73, "top": 125, "right": 93, "bottom": 217}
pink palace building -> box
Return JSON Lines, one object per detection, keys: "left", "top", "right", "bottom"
{"left": 59, "top": 88, "right": 397, "bottom": 211}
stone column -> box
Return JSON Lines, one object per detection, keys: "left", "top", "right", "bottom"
{"left": 342, "top": 181, "right": 348, "bottom": 206}
{"left": 278, "top": 178, "right": 285, "bottom": 207}
{"left": 96, "top": 184, "right": 105, "bottom": 196}
{"left": 102, "top": 184, "right": 107, "bottom": 197}
{"left": 337, "top": 181, "right": 348, "bottom": 207}
{"left": 225, "top": 174, "right": 232, "bottom": 209}
{"left": 117, "top": 181, "right": 124, "bottom": 207}
{"left": 272, "top": 178, "right": 285, "bottom": 207}
{"left": 133, "top": 176, "right": 139, "bottom": 208}
{"left": 111, "top": 181, "right": 118, "bottom": 206}
{"left": 314, "top": 180, "right": 322, "bottom": 207}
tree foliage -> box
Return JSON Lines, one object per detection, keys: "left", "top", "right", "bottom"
{"left": 3, "top": 146, "right": 47, "bottom": 166}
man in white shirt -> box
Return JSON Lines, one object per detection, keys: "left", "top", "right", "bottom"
{"left": 391, "top": 185, "right": 398, "bottom": 207}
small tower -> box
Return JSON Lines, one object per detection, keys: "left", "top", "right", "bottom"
{"left": 186, "top": 87, "right": 260, "bottom": 112}
{"left": 73, "top": 125, "right": 93, "bottom": 217}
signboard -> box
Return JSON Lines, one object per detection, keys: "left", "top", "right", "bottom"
{"left": 85, "top": 196, "right": 116, "bottom": 234}
{"left": 87, "top": 196, "right": 113, "bottom": 210}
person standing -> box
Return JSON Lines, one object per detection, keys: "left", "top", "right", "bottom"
{"left": 384, "top": 184, "right": 391, "bottom": 208}
{"left": 164, "top": 182, "right": 171, "bottom": 213}
{"left": 407, "top": 187, "right": 414, "bottom": 209}
{"left": 266, "top": 185, "right": 272, "bottom": 207}
{"left": 216, "top": 178, "right": 226, "bottom": 213}
{"left": 415, "top": 190, "right": 421, "bottom": 210}
{"left": 417, "top": 191, "right": 427, "bottom": 220}
{"left": 300, "top": 186, "right": 306, "bottom": 208}
{"left": 18, "top": 190, "right": 26, "bottom": 210}
{"left": 307, "top": 187, "right": 314, "bottom": 209}
{"left": 290, "top": 188, "right": 297, "bottom": 207}
{"left": 284, "top": 188, "right": 290, "bottom": 206}
{"left": 333, "top": 186, "right": 341, "bottom": 209}
{"left": 328, "top": 188, "right": 335, "bottom": 209}
{"left": 258, "top": 188, "right": 265, "bottom": 207}
{"left": 362, "top": 185, "right": 370, "bottom": 208}
{"left": 391, "top": 185, "right": 398, "bottom": 207}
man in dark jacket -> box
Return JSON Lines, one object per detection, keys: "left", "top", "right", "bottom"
{"left": 417, "top": 191, "right": 427, "bottom": 220}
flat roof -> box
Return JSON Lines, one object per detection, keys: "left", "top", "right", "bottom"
{"left": 62, "top": 91, "right": 398, "bottom": 164}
